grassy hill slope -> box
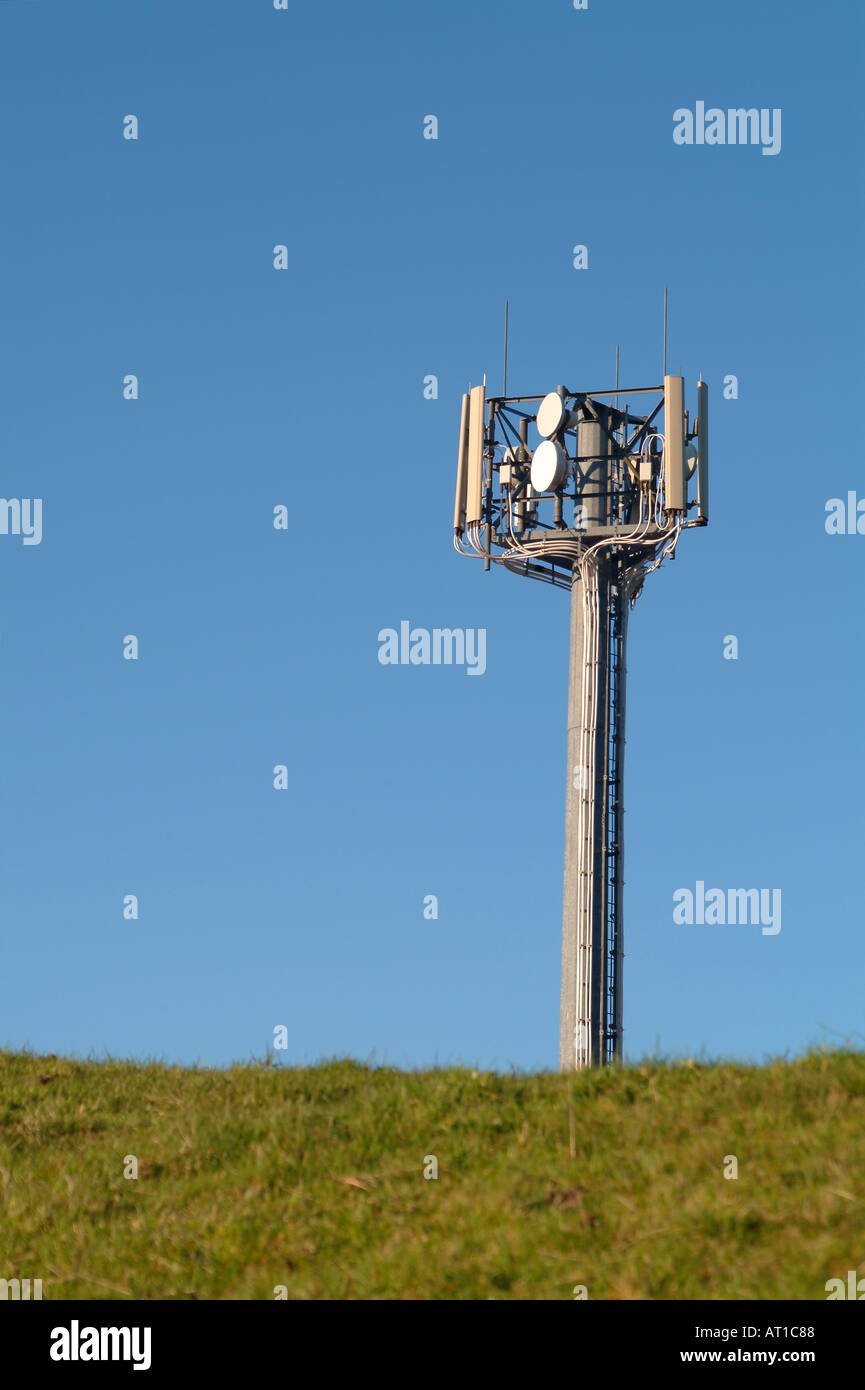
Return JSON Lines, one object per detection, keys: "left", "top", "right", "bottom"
{"left": 1, "top": 1048, "right": 863, "bottom": 1300}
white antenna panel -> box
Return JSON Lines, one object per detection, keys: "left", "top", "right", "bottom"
{"left": 465, "top": 384, "right": 485, "bottom": 525}
{"left": 663, "top": 375, "right": 686, "bottom": 512}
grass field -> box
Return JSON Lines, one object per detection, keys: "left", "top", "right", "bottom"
{"left": 1, "top": 1047, "right": 863, "bottom": 1300}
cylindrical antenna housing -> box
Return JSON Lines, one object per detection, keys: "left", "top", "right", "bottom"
{"left": 577, "top": 408, "right": 612, "bottom": 526}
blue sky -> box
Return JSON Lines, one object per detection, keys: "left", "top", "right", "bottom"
{"left": 0, "top": 0, "right": 862, "bottom": 1071}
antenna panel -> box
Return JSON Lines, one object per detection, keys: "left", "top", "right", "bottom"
{"left": 663, "top": 375, "right": 686, "bottom": 512}
{"left": 465, "top": 384, "right": 486, "bottom": 525}
{"left": 696, "top": 380, "right": 709, "bottom": 522}
{"left": 453, "top": 392, "right": 470, "bottom": 533}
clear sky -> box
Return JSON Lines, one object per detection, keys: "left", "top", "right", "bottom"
{"left": 0, "top": 0, "right": 862, "bottom": 1071}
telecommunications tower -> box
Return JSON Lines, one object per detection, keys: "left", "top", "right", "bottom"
{"left": 452, "top": 317, "right": 709, "bottom": 1070}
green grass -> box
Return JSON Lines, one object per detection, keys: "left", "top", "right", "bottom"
{"left": 2, "top": 1048, "right": 864, "bottom": 1299}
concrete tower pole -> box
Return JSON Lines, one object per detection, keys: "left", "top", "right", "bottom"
{"left": 560, "top": 550, "right": 627, "bottom": 1071}
{"left": 611, "top": 583, "right": 628, "bottom": 1062}
{"left": 559, "top": 563, "right": 584, "bottom": 1071}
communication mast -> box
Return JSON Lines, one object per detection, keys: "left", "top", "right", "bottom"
{"left": 452, "top": 322, "right": 709, "bottom": 1070}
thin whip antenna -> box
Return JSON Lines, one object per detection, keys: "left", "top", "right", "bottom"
{"left": 663, "top": 287, "right": 668, "bottom": 377}
{"left": 615, "top": 344, "right": 622, "bottom": 501}
{"left": 503, "top": 299, "right": 509, "bottom": 397}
